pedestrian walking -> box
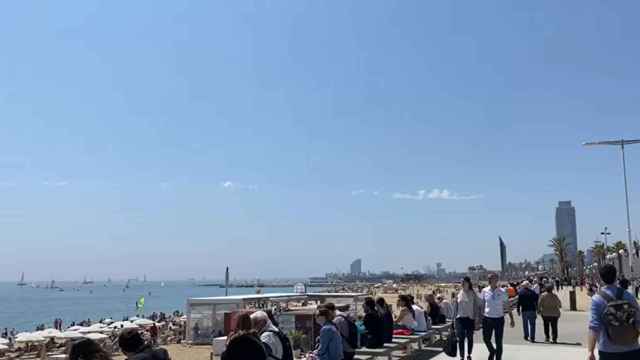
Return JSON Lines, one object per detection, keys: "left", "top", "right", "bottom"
{"left": 538, "top": 284, "right": 561, "bottom": 343}
{"left": 587, "top": 264, "right": 640, "bottom": 360}
{"left": 480, "top": 273, "right": 515, "bottom": 360}
{"left": 516, "top": 281, "right": 539, "bottom": 343}
{"left": 454, "top": 276, "right": 482, "bottom": 360}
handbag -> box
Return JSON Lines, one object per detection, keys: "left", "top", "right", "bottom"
{"left": 443, "top": 332, "right": 458, "bottom": 357}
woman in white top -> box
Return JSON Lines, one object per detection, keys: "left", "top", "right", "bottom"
{"left": 454, "top": 277, "right": 481, "bottom": 360}
{"left": 408, "top": 295, "right": 428, "bottom": 332}
{"left": 395, "top": 295, "right": 417, "bottom": 331}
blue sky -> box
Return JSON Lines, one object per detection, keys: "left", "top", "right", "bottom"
{"left": 1, "top": 1, "right": 640, "bottom": 281}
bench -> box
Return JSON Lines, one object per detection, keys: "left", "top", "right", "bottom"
{"left": 393, "top": 330, "right": 434, "bottom": 349}
{"left": 353, "top": 356, "right": 374, "bottom": 360}
{"left": 431, "top": 321, "right": 453, "bottom": 341}
{"left": 354, "top": 346, "right": 394, "bottom": 360}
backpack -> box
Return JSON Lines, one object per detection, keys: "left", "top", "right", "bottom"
{"left": 336, "top": 314, "right": 359, "bottom": 350}
{"left": 263, "top": 330, "right": 294, "bottom": 360}
{"left": 599, "top": 288, "right": 640, "bottom": 346}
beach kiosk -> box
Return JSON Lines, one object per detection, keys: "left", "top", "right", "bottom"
{"left": 186, "top": 292, "right": 366, "bottom": 345}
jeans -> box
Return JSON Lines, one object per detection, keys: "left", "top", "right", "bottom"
{"left": 343, "top": 352, "right": 355, "bottom": 360}
{"left": 542, "top": 316, "right": 558, "bottom": 341}
{"left": 482, "top": 317, "right": 505, "bottom": 360}
{"left": 521, "top": 311, "right": 536, "bottom": 341}
{"left": 455, "top": 317, "right": 475, "bottom": 358}
{"left": 599, "top": 348, "right": 640, "bottom": 360}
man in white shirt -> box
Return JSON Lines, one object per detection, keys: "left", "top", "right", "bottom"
{"left": 481, "top": 273, "right": 515, "bottom": 360}
{"left": 250, "top": 311, "right": 283, "bottom": 359}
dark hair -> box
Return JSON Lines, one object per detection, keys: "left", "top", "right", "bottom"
{"left": 599, "top": 264, "right": 617, "bottom": 285}
{"left": 317, "top": 307, "right": 333, "bottom": 320}
{"left": 462, "top": 276, "right": 474, "bottom": 292}
{"left": 545, "top": 284, "right": 554, "bottom": 293}
{"left": 118, "top": 328, "right": 145, "bottom": 354}
{"left": 398, "top": 295, "right": 415, "bottom": 319}
{"left": 375, "top": 297, "right": 389, "bottom": 312}
{"left": 322, "top": 302, "right": 336, "bottom": 312}
{"left": 619, "top": 278, "right": 631, "bottom": 290}
{"left": 407, "top": 295, "right": 415, "bottom": 304}
{"left": 232, "top": 312, "right": 253, "bottom": 333}
{"left": 221, "top": 331, "right": 267, "bottom": 360}
{"left": 363, "top": 297, "right": 376, "bottom": 313}
{"left": 69, "top": 339, "right": 112, "bottom": 360}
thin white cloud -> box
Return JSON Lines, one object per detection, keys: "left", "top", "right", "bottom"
{"left": 220, "top": 181, "right": 257, "bottom": 191}
{"left": 351, "top": 189, "right": 366, "bottom": 196}
{"left": 393, "top": 188, "right": 483, "bottom": 201}
{"left": 43, "top": 180, "right": 69, "bottom": 187}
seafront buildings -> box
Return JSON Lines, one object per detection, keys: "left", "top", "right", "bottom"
{"left": 556, "top": 201, "right": 578, "bottom": 266}
{"left": 350, "top": 258, "right": 362, "bottom": 276}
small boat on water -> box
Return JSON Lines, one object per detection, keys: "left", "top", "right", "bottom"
{"left": 81, "top": 276, "right": 94, "bottom": 285}
{"left": 17, "top": 272, "right": 28, "bottom": 286}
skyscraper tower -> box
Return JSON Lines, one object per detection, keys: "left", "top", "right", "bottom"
{"left": 555, "top": 201, "right": 578, "bottom": 266}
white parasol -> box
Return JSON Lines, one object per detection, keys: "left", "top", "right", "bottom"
{"left": 37, "top": 329, "right": 61, "bottom": 338}
{"left": 133, "top": 319, "right": 155, "bottom": 326}
{"left": 16, "top": 333, "right": 46, "bottom": 343}
{"left": 84, "top": 333, "right": 108, "bottom": 340}
{"left": 0, "top": 344, "right": 8, "bottom": 351}
{"left": 67, "top": 326, "right": 83, "bottom": 331}
{"left": 56, "top": 331, "right": 85, "bottom": 340}
{"left": 0, "top": 338, "right": 8, "bottom": 345}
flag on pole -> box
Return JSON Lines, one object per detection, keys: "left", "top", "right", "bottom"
{"left": 136, "top": 296, "right": 145, "bottom": 313}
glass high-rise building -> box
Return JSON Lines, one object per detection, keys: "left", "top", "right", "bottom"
{"left": 555, "top": 201, "right": 578, "bottom": 266}
{"left": 350, "top": 258, "right": 362, "bottom": 276}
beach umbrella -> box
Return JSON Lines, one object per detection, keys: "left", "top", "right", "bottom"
{"left": 0, "top": 338, "right": 9, "bottom": 345}
{"left": 67, "top": 326, "right": 83, "bottom": 331}
{"left": 129, "top": 316, "right": 140, "bottom": 321}
{"left": 122, "top": 322, "right": 139, "bottom": 329}
{"left": 16, "top": 333, "right": 46, "bottom": 343}
{"left": 133, "top": 319, "right": 154, "bottom": 326}
{"left": 56, "top": 331, "right": 85, "bottom": 340}
{"left": 0, "top": 344, "right": 8, "bottom": 351}
{"left": 84, "top": 333, "right": 108, "bottom": 340}
{"left": 102, "top": 319, "right": 114, "bottom": 324}
{"left": 38, "top": 329, "right": 61, "bottom": 338}
{"left": 77, "top": 327, "right": 92, "bottom": 334}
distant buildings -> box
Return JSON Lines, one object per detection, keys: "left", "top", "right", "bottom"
{"left": 555, "top": 201, "right": 578, "bottom": 266}
{"left": 350, "top": 258, "right": 362, "bottom": 276}
{"left": 499, "top": 237, "right": 507, "bottom": 273}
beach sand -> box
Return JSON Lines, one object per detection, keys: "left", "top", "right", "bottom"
{"left": 113, "top": 344, "right": 211, "bottom": 360}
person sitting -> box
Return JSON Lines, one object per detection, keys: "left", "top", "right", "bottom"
{"left": 395, "top": 295, "right": 417, "bottom": 331}
{"left": 68, "top": 339, "right": 112, "bottom": 360}
{"left": 118, "top": 328, "right": 170, "bottom": 360}
{"left": 437, "top": 294, "right": 453, "bottom": 321}
{"left": 375, "top": 297, "right": 394, "bottom": 343}
{"left": 250, "top": 311, "right": 284, "bottom": 360}
{"left": 408, "top": 295, "right": 428, "bottom": 332}
{"left": 362, "top": 297, "right": 384, "bottom": 348}
{"left": 426, "top": 294, "right": 446, "bottom": 325}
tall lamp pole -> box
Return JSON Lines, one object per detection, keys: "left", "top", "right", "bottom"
{"left": 600, "top": 226, "right": 611, "bottom": 252}
{"left": 584, "top": 139, "right": 640, "bottom": 277}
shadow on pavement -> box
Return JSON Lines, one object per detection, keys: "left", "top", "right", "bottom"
{"left": 402, "top": 349, "right": 443, "bottom": 359}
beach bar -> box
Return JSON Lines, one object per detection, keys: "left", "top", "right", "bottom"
{"left": 186, "top": 292, "right": 366, "bottom": 344}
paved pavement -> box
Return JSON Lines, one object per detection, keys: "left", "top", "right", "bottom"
{"left": 426, "top": 310, "right": 590, "bottom": 359}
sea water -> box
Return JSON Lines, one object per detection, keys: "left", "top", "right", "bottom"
{"left": 0, "top": 281, "right": 293, "bottom": 331}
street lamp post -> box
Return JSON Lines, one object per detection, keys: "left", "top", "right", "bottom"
{"left": 584, "top": 138, "right": 640, "bottom": 277}
{"left": 600, "top": 226, "right": 611, "bottom": 252}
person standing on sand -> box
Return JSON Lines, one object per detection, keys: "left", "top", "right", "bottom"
{"left": 537, "top": 284, "right": 561, "bottom": 343}
{"left": 480, "top": 273, "right": 515, "bottom": 360}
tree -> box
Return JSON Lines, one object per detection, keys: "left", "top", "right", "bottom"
{"left": 576, "top": 250, "right": 585, "bottom": 280}
{"left": 592, "top": 242, "right": 607, "bottom": 265}
{"left": 549, "top": 236, "right": 570, "bottom": 278}
{"left": 612, "top": 241, "right": 627, "bottom": 253}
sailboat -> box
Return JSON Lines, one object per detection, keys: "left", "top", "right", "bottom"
{"left": 17, "top": 272, "right": 27, "bottom": 286}
{"left": 81, "top": 276, "right": 94, "bottom": 285}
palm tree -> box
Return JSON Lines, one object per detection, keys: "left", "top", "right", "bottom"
{"left": 549, "top": 236, "right": 569, "bottom": 278}
{"left": 592, "top": 242, "right": 607, "bottom": 265}
{"left": 612, "top": 241, "right": 627, "bottom": 253}
{"left": 576, "top": 250, "right": 585, "bottom": 280}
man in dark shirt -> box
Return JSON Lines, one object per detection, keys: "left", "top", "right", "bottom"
{"left": 517, "top": 281, "right": 539, "bottom": 342}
